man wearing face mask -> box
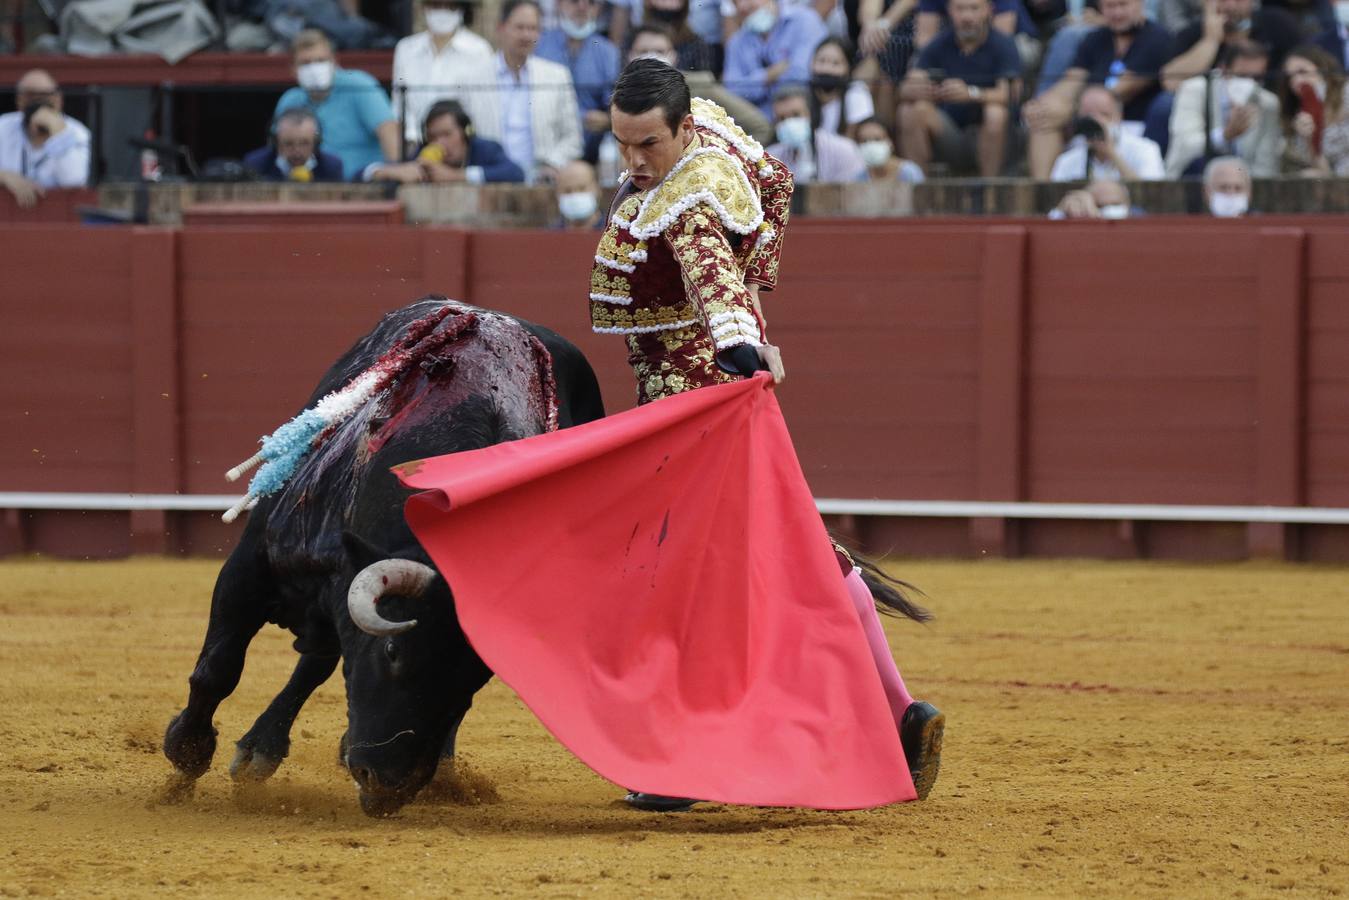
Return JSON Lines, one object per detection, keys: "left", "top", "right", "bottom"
{"left": 537, "top": 0, "right": 622, "bottom": 160}
{"left": 766, "top": 83, "right": 867, "bottom": 182}
{"left": 552, "top": 159, "right": 604, "bottom": 227}
{"left": 274, "top": 29, "right": 401, "bottom": 181}
{"left": 393, "top": 0, "right": 493, "bottom": 145}
{"left": 1165, "top": 40, "right": 1281, "bottom": 176}
{"left": 1050, "top": 85, "right": 1164, "bottom": 179}
{"left": 0, "top": 69, "right": 91, "bottom": 209}
{"left": 1203, "top": 155, "right": 1252, "bottom": 215}
{"left": 723, "top": 0, "right": 829, "bottom": 118}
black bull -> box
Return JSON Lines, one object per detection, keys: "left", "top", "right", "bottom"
{"left": 163, "top": 299, "right": 605, "bottom": 816}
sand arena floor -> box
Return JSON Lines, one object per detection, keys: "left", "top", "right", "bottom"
{"left": 0, "top": 557, "right": 1345, "bottom": 898}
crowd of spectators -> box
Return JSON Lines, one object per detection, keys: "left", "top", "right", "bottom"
{"left": 4, "top": 0, "right": 1349, "bottom": 212}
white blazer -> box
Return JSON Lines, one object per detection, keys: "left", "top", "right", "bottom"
{"left": 448, "top": 53, "right": 582, "bottom": 177}
{"left": 1165, "top": 75, "right": 1282, "bottom": 178}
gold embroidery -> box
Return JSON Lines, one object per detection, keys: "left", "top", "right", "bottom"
{"left": 590, "top": 266, "right": 632, "bottom": 297}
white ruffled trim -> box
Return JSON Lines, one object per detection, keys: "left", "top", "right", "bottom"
{"left": 692, "top": 111, "right": 764, "bottom": 163}
{"left": 589, "top": 292, "right": 633, "bottom": 306}
{"left": 756, "top": 226, "right": 776, "bottom": 249}
{"left": 595, "top": 254, "right": 636, "bottom": 273}
{"left": 592, "top": 318, "right": 699, "bottom": 334}
{"left": 612, "top": 146, "right": 765, "bottom": 241}
{"left": 714, "top": 333, "right": 763, "bottom": 350}
{"left": 630, "top": 249, "right": 648, "bottom": 262}
{"left": 708, "top": 309, "right": 758, "bottom": 329}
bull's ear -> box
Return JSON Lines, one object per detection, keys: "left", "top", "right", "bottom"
{"left": 342, "top": 531, "right": 392, "bottom": 570}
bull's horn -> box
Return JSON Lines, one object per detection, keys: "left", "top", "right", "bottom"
{"left": 347, "top": 560, "right": 435, "bottom": 636}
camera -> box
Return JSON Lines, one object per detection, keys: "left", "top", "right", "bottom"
{"left": 1071, "top": 116, "right": 1106, "bottom": 142}
{"left": 21, "top": 99, "right": 56, "bottom": 136}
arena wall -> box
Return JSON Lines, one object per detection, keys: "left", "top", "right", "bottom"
{"left": 3, "top": 219, "right": 1347, "bottom": 560}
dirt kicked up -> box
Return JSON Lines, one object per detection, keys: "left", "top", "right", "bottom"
{"left": 0, "top": 557, "right": 1345, "bottom": 898}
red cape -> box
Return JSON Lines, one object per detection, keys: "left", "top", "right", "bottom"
{"left": 399, "top": 374, "right": 915, "bottom": 809}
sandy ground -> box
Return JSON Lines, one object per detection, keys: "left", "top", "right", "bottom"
{"left": 0, "top": 557, "right": 1345, "bottom": 898}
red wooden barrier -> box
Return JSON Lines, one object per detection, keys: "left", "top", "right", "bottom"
{"left": 2, "top": 219, "right": 1346, "bottom": 560}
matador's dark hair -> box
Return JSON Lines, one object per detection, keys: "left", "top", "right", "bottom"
{"left": 612, "top": 58, "right": 691, "bottom": 135}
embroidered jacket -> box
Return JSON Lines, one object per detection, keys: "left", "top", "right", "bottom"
{"left": 588, "top": 98, "right": 793, "bottom": 350}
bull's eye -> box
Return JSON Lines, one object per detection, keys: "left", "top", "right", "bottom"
{"left": 384, "top": 640, "right": 399, "bottom": 664}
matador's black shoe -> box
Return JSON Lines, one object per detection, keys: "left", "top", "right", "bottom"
{"left": 900, "top": 701, "right": 945, "bottom": 800}
{"left": 624, "top": 792, "right": 699, "bottom": 812}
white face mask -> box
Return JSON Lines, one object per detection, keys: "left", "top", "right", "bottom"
{"left": 425, "top": 8, "right": 463, "bottom": 34}
{"left": 1225, "top": 75, "right": 1257, "bottom": 107}
{"left": 635, "top": 49, "right": 678, "bottom": 67}
{"left": 296, "top": 60, "right": 335, "bottom": 92}
{"left": 1209, "top": 191, "right": 1249, "bottom": 217}
{"left": 744, "top": 6, "right": 777, "bottom": 33}
{"left": 560, "top": 16, "right": 598, "bottom": 39}
{"left": 775, "top": 115, "right": 810, "bottom": 148}
{"left": 558, "top": 191, "right": 599, "bottom": 221}
{"left": 1099, "top": 203, "right": 1129, "bottom": 219}
{"left": 858, "top": 139, "right": 891, "bottom": 168}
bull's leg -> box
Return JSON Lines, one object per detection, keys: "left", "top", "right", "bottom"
{"left": 440, "top": 705, "right": 470, "bottom": 760}
{"left": 164, "top": 546, "right": 272, "bottom": 779}
{"left": 230, "top": 649, "right": 339, "bottom": 781}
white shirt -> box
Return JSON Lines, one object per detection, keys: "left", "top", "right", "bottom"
{"left": 495, "top": 53, "right": 535, "bottom": 177}
{"left": 1049, "top": 130, "right": 1165, "bottom": 182}
{"left": 0, "top": 111, "right": 91, "bottom": 188}
{"left": 818, "top": 80, "right": 874, "bottom": 134}
{"left": 392, "top": 28, "right": 493, "bottom": 142}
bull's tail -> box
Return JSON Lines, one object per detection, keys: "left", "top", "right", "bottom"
{"left": 849, "top": 548, "right": 933, "bottom": 624}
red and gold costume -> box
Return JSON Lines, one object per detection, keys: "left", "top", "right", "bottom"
{"left": 588, "top": 98, "right": 794, "bottom": 405}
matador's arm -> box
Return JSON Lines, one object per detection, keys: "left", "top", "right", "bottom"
{"left": 665, "top": 206, "right": 763, "bottom": 352}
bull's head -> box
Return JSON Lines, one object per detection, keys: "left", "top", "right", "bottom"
{"left": 337, "top": 533, "right": 489, "bottom": 817}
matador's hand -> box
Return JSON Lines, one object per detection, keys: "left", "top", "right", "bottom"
{"left": 757, "top": 345, "right": 785, "bottom": 384}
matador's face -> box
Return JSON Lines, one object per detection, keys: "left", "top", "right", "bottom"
{"left": 610, "top": 106, "right": 695, "bottom": 191}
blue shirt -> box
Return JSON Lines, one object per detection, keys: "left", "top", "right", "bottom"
{"left": 275, "top": 68, "right": 394, "bottom": 181}
{"left": 535, "top": 29, "right": 621, "bottom": 118}
{"left": 915, "top": 28, "right": 1022, "bottom": 125}
{"left": 495, "top": 53, "right": 536, "bottom": 177}
{"left": 723, "top": 5, "right": 829, "bottom": 116}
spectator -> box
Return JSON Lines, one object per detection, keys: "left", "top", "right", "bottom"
{"left": 1024, "top": 0, "right": 1173, "bottom": 179}
{"left": 1161, "top": 0, "right": 1302, "bottom": 92}
{"left": 1157, "top": 0, "right": 1203, "bottom": 34}
{"left": 811, "top": 37, "right": 874, "bottom": 139}
{"left": 1203, "top": 154, "right": 1252, "bottom": 214}
{"left": 853, "top": 0, "right": 921, "bottom": 92}
{"left": 243, "top": 107, "right": 345, "bottom": 182}
{"left": 0, "top": 69, "right": 91, "bottom": 209}
{"left": 538, "top": 0, "right": 622, "bottom": 160}
{"left": 392, "top": 0, "right": 493, "bottom": 144}
{"left": 899, "top": 0, "right": 1019, "bottom": 176}
{"left": 856, "top": 116, "right": 926, "bottom": 181}
{"left": 370, "top": 99, "right": 526, "bottom": 183}
{"left": 1313, "top": 1, "right": 1349, "bottom": 71}
{"left": 452, "top": 0, "right": 583, "bottom": 182}
{"left": 766, "top": 83, "right": 867, "bottom": 182}
{"left": 553, "top": 159, "right": 605, "bottom": 227}
{"left": 723, "top": 0, "right": 829, "bottom": 117}
{"left": 1051, "top": 85, "right": 1165, "bottom": 179}
{"left": 613, "top": 0, "right": 721, "bottom": 71}
{"left": 628, "top": 22, "right": 774, "bottom": 142}
{"left": 914, "top": 0, "right": 1017, "bottom": 48}
{"left": 274, "top": 29, "right": 400, "bottom": 181}
{"left": 1279, "top": 44, "right": 1349, "bottom": 174}
{"left": 1165, "top": 40, "right": 1281, "bottom": 176}
{"left": 1049, "top": 178, "right": 1137, "bottom": 217}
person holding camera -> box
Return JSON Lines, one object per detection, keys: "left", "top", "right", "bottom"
{"left": 1049, "top": 85, "right": 1165, "bottom": 180}
{"left": 0, "top": 69, "right": 91, "bottom": 209}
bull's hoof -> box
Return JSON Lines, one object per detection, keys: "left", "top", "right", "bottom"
{"left": 357, "top": 788, "right": 411, "bottom": 818}
{"left": 229, "top": 744, "right": 283, "bottom": 782}
{"left": 163, "top": 712, "right": 217, "bottom": 779}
